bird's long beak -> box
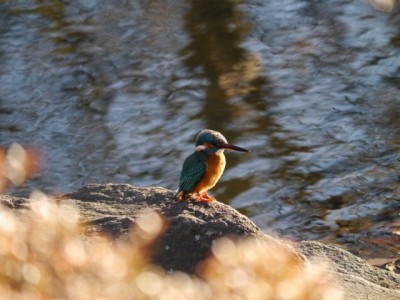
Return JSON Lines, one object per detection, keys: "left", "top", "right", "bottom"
{"left": 219, "top": 143, "right": 250, "bottom": 152}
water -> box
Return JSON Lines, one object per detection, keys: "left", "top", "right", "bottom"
{"left": 1, "top": 0, "right": 399, "bottom": 260}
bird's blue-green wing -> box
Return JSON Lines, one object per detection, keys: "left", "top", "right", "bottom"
{"left": 178, "top": 152, "right": 207, "bottom": 194}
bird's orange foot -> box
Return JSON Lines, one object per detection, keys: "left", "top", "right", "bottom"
{"left": 195, "top": 192, "right": 215, "bottom": 202}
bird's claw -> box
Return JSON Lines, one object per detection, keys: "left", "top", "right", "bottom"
{"left": 176, "top": 191, "right": 215, "bottom": 202}
{"left": 195, "top": 192, "right": 215, "bottom": 202}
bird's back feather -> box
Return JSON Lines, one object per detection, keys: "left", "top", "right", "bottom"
{"left": 177, "top": 151, "right": 208, "bottom": 196}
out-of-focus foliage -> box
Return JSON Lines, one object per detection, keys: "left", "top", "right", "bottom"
{"left": 369, "top": 0, "right": 398, "bottom": 11}
{"left": 0, "top": 144, "right": 39, "bottom": 192}
{"left": 0, "top": 192, "right": 343, "bottom": 300}
{"left": 0, "top": 193, "right": 166, "bottom": 299}
{"left": 201, "top": 237, "right": 342, "bottom": 300}
{"left": 0, "top": 143, "right": 342, "bottom": 299}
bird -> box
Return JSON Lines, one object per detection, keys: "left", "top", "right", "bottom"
{"left": 176, "top": 129, "right": 250, "bottom": 202}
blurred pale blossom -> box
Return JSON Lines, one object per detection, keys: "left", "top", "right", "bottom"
{"left": 369, "top": 0, "right": 397, "bottom": 11}
{"left": 0, "top": 143, "right": 39, "bottom": 192}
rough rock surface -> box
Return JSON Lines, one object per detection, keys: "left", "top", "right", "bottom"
{"left": 1, "top": 183, "right": 400, "bottom": 299}
{"left": 64, "top": 184, "right": 270, "bottom": 272}
{"left": 298, "top": 241, "right": 400, "bottom": 300}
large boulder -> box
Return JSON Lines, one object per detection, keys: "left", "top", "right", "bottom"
{"left": 65, "top": 183, "right": 272, "bottom": 272}
{"left": 1, "top": 183, "right": 399, "bottom": 299}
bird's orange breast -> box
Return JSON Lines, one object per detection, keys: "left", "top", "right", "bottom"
{"left": 193, "top": 152, "right": 226, "bottom": 195}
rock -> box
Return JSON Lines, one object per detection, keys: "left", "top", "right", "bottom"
{"left": 298, "top": 241, "right": 400, "bottom": 300}
{"left": 1, "top": 183, "right": 399, "bottom": 299}
{"left": 65, "top": 183, "right": 273, "bottom": 272}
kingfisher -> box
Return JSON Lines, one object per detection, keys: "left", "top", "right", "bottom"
{"left": 176, "top": 129, "right": 250, "bottom": 202}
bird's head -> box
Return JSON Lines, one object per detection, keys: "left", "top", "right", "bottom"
{"left": 195, "top": 129, "right": 250, "bottom": 154}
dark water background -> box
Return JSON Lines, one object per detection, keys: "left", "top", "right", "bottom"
{"left": 1, "top": 0, "right": 399, "bottom": 260}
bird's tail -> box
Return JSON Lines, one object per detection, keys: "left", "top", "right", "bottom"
{"left": 175, "top": 190, "right": 185, "bottom": 200}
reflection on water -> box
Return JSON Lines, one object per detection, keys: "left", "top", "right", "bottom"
{"left": 181, "top": 0, "right": 270, "bottom": 202}
{"left": 0, "top": 0, "right": 399, "bottom": 260}
{"left": 182, "top": 0, "right": 261, "bottom": 98}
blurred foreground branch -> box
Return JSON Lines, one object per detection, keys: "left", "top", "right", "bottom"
{"left": 0, "top": 192, "right": 342, "bottom": 300}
